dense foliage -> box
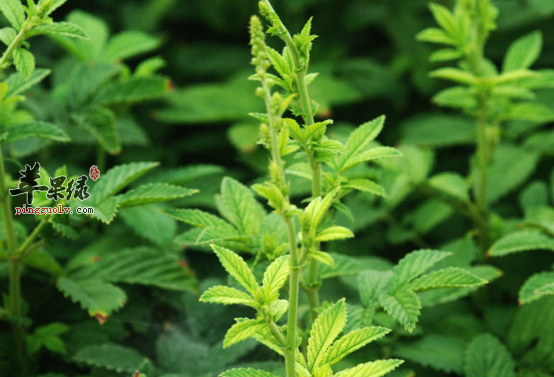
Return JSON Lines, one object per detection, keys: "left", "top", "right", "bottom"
{"left": 0, "top": 0, "right": 553, "bottom": 376}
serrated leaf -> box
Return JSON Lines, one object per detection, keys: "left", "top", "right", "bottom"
{"left": 220, "top": 368, "right": 280, "bottom": 377}
{"left": 92, "top": 161, "right": 159, "bottom": 203}
{"left": 166, "top": 208, "right": 232, "bottom": 229}
{"left": 73, "top": 106, "right": 120, "bottom": 154}
{"left": 224, "top": 319, "right": 266, "bottom": 348}
{"left": 0, "top": 0, "right": 25, "bottom": 30}
{"left": 73, "top": 344, "right": 147, "bottom": 373}
{"left": 70, "top": 247, "right": 195, "bottom": 291}
{"left": 262, "top": 255, "right": 289, "bottom": 302}
{"left": 120, "top": 205, "right": 177, "bottom": 246}
{"left": 324, "top": 326, "right": 391, "bottom": 366}
{"left": 335, "top": 115, "right": 385, "bottom": 172}
{"left": 334, "top": 359, "right": 403, "bottom": 377}
{"left": 379, "top": 288, "right": 421, "bottom": 332}
{"left": 308, "top": 250, "right": 335, "bottom": 267}
{"left": 433, "top": 86, "right": 476, "bottom": 110}
{"left": 4, "top": 121, "right": 70, "bottom": 143}
{"left": 307, "top": 299, "right": 347, "bottom": 371}
{"left": 358, "top": 270, "right": 394, "bottom": 306}
{"left": 217, "top": 177, "right": 266, "bottom": 235}
{"left": 118, "top": 183, "right": 197, "bottom": 207}
{"left": 200, "top": 285, "right": 254, "bottom": 306}
{"left": 57, "top": 277, "right": 126, "bottom": 317}
{"left": 32, "top": 22, "right": 88, "bottom": 39}
{"left": 465, "top": 334, "right": 516, "bottom": 377}
{"left": 342, "top": 146, "right": 402, "bottom": 171}
{"left": 503, "top": 31, "right": 542, "bottom": 72}
{"left": 315, "top": 226, "right": 354, "bottom": 242}
{"left": 343, "top": 179, "right": 385, "bottom": 197}
{"left": 519, "top": 272, "right": 554, "bottom": 304}
{"left": 86, "top": 196, "right": 119, "bottom": 224}
{"left": 488, "top": 231, "right": 554, "bottom": 257}
{"left": 410, "top": 267, "right": 487, "bottom": 292}
{"left": 416, "top": 28, "right": 456, "bottom": 45}
{"left": 103, "top": 31, "right": 159, "bottom": 62}
{"left": 13, "top": 48, "right": 35, "bottom": 80}
{"left": 211, "top": 244, "right": 259, "bottom": 296}
{"left": 94, "top": 76, "right": 169, "bottom": 105}
{"left": 393, "top": 249, "right": 451, "bottom": 286}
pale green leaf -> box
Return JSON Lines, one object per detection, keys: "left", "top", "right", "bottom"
{"left": 262, "top": 255, "right": 289, "bottom": 302}
{"left": 410, "top": 267, "right": 487, "bottom": 292}
{"left": 335, "top": 115, "right": 385, "bottom": 172}
{"left": 324, "top": 326, "right": 391, "bottom": 366}
{"left": 211, "top": 244, "right": 259, "bottom": 296}
{"left": 429, "top": 3, "right": 458, "bottom": 40}
{"left": 503, "top": 31, "right": 542, "bottom": 72}
{"left": 4, "top": 68, "right": 49, "bottom": 97}
{"left": 120, "top": 205, "right": 177, "bottom": 246}
{"left": 32, "top": 22, "right": 88, "bottom": 39}
{"left": 430, "top": 67, "right": 477, "bottom": 85}
{"left": 57, "top": 277, "right": 126, "bottom": 317}
{"left": 13, "top": 48, "right": 35, "bottom": 80}
{"left": 0, "top": 0, "right": 25, "bottom": 30}
{"left": 488, "top": 231, "right": 554, "bottom": 257}
{"left": 519, "top": 272, "right": 554, "bottom": 304}
{"left": 224, "top": 318, "right": 266, "bottom": 348}
{"left": 200, "top": 285, "right": 254, "bottom": 306}
{"left": 465, "top": 334, "right": 516, "bottom": 377}
{"left": 4, "top": 122, "right": 70, "bottom": 143}
{"left": 0, "top": 26, "right": 16, "bottom": 45}
{"left": 334, "top": 359, "right": 403, "bottom": 377}
{"left": 342, "top": 146, "right": 402, "bottom": 171}
{"left": 315, "top": 226, "right": 354, "bottom": 242}
{"left": 118, "top": 183, "right": 197, "bottom": 207}
{"left": 428, "top": 172, "right": 469, "bottom": 202}
{"left": 358, "top": 270, "right": 393, "bottom": 306}
{"left": 308, "top": 250, "right": 335, "bottom": 267}
{"left": 416, "top": 28, "right": 456, "bottom": 45}
{"left": 379, "top": 288, "right": 421, "bottom": 332}
{"left": 166, "top": 208, "right": 231, "bottom": 229}
{"left": 85, "top": 196, "right": 119, "bottom": 224}
{"left": 307, "top": 299, "right": 347, "bottom": 371}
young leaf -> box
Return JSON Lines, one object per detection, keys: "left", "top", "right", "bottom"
{"left": 335, "top": 115, "right": 385, "bottom": 172}
{"left": 4, "top": 122, "right": 70, "bottom": 143}
{"left": 416, "top": 28, "right": 456, "bottom": 45}
{"left": 341, "top": 146, "right": 402, "bottom": 171}
{"left": 428, "top": 3, "right": 458, "bottom": 40}
{"left": 118, "top": 183, "right": 197, "bottom": 207}
{"left": 392, "top": 249, "right": 451, "bottom": 286}
{"left": 92, "top": 161, "right": 159, "bottom": 202}
{"left": 200, "top": 285, "right": 255, "bottom": 306}
{"left": 0, "top": 0, "right": 25, "bottom": 30}
{"left": 13, "top": 48, "right": 35, "bottom": 80}
{"left": 430, "top": 67, "right": 477, "bottom": 85}
{"left": 519, "top": 272, "right": 554, "bottom": 304}
{"left": 343, "top": 179, "right": 385, "bottom": 197}
{"left": 464, "top": 334, "right": 516, "bottom": 377}
{"left": 73, "top": 344, "right": 147, "bottom": 373}
{"left": 488, "top": 230, "right": 554, "bottom": 257}
{"left": 0, "top": 26, "right": 16, "bottom": 45}
{"left": 211, "top": 244, "right": 259, "bottom": 296}
{"left": 262, "top": 255, "right": 290, "bottom": 302}
{"left": 73, "top": 106, "right": 121, "bottom": 154}
{"left": 224, "top": 318, "right": 266, "bottom": 348}
{"left": 409, "top": 267, "right": 487, "bottom": 292}
{"left": 503, "top": 31, "right": 542, "bottom": 72}
{"left": 57, "top": 277, "right": 126, "bottom": 317}
{"left": 358, "top": 270, "right": 393, "bottom": 306}
{"left": 4, "top": 68, "right": 49, "bottom": 97}
{"left": 84, "top": 197, "right": 119, "bottom": 224}
{"left": 428, "top": 172, "right": 469, "bottom": 202}
{"left": 334, "top": 359, "right": 404, "bottom": 377}
{"left": 314, "top": 226, "right": 354, "bottom": 242}
{"left": 379, "top": 288, "right": 421, "bottom": 332}
{"left": 307, "top": 299, "right": 347, "bottom": 371}
{"left": 323, "top": 326, "right": 391, "bottom": 366}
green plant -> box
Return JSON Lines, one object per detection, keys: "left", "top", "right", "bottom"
{"left": 173, "top": 2, "right": 491, "bottom": 377}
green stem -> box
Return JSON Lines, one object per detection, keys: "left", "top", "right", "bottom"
{"left": 474, "top": 90, "right": 490, "bottom": 253}
{"left": 284, "top": 217, "right": 300, "bottom": 377}
{"left": 0, "top": 21, "right": 29, "bottom": 77}
{"left": 17, "top": 218, "right": 47, "bottom": 255}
